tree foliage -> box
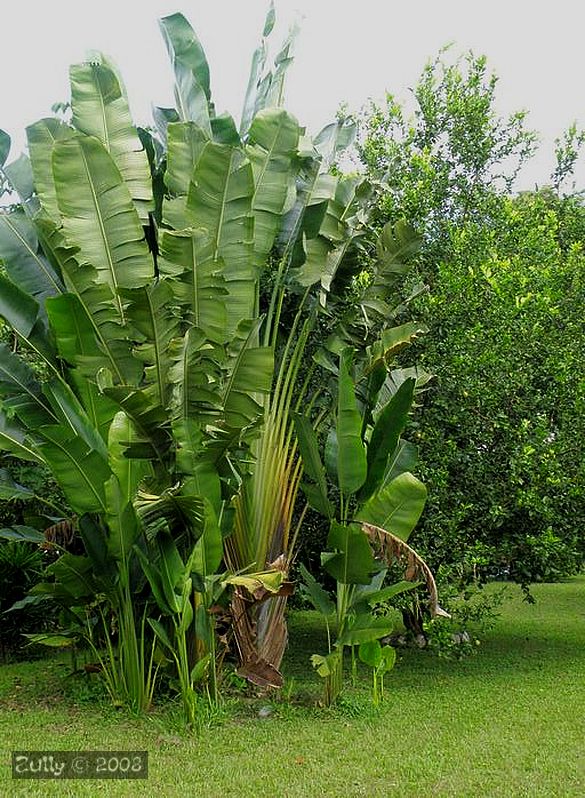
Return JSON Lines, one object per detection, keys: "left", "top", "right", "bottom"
{"left": 356, "top": 50, "right": 585, "bottom": 589}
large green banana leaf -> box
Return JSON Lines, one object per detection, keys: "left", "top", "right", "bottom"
{"left": 45, "top": 291, "right": 141, "bottom": 386}
{"left": 26, "top": 118, "right": 75, "bottom": 221}
{"left": 168, "top": 327, "right": 224, "bottom": 426}
{"left": 69, "top": 56, "right": 153, "bottom": 221}
{"left": 321, "top": 521, "right": 375, "bottom": 585}
{"left": 355, "top": 471, "right": 427, "bottom": 541}
{"left": 165, "top": 122, "right": 209, "bottom": 196}
{"left": 239, "top": 2, "right": 275, "bottom": 136}
{"left": 184, "top": 142, "right": 255, "bottom": 333}
{"left": 0, "top": 208, "right": 63, "bottom": 300}
{"left": 52, "top": 135, "right": 154, "bottom": 322}
{"left": 159, "top": 13, "right": 213, "bottom": 134}
{"left": 336, "top": 349, "right": 367, "bottom": 496}
{"left": 358, "top": 377, "right": 416, "bottom": 503}
{"left": 108, "top": 411, "right": 154, "bottom": 505}
{"left": 0, "top": 343, "right": 56, "bottom": 428}
{"left": 159, "top": 228, "right": 227, "bottom": 342}
{"left": 0, "top": 273, "right": 39, "bottom": 338}
{"left": 246, "top": 109, "right": 299, "bottom": 268}
{"left": 36, "top": 425, "right": 111, "bottom": 515}
{"left": 123, "top": 281, "right": 181, "bottom": 407}
{"left": 0, "top": 412, "right": 44, "bottom": 463}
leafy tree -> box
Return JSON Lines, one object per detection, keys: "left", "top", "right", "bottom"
{"left": 355, "top": 50, "right": 585, "bottom": 593}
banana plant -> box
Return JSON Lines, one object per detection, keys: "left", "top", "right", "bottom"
{"left": 0, "top": 7, "right": 439, "bottom": 710}
{"left": 297, "top": 347, "right": 447, "bottom": 704}
{"left": 0, "top": 7, "right": 374, "bottom": 704}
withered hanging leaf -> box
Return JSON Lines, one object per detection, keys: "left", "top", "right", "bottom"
{"left": 361, "top": 522, "right": 450, "bottom": 619}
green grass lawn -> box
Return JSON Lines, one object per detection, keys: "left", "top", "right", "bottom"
{"left": 1, "top": 577, "right": 584, "bottom": 797}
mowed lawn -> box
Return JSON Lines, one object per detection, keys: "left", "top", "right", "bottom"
{"left": 0, "top": 576, "right": 583, "bottom": 797}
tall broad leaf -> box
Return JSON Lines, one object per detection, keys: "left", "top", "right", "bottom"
{"left": 159, "top": 13, "right": 213, "bottom": 134}
{"left": 246, "top": 109, "right": 299, "bottom": 267}
{"left": 0, "top": 274, "right": 40, "bottom": 339}
{"left": 159, "top": 228, "right": 227, "bottom": 342}
{"left": 52, "top": 135, "right": 154, "bottom": 322}
{"left": 336, "top": 349, "right": 366, "bottom": 496}
{"left": 223, "top": 322, "right": 274, "bottom": 431}
{"left": 69, "top": 57, "right": 153, "bottom": 221}
{"left": 0, "top": 129, "right": 10, "bottom": 167}
{"left": 26, "top": 118, "right": 75, "bottom": 222}
{"left": 240, "top": 2, "right": 276, "bottom": 136}
{"left": 165, "top": 122, "right": 208, "bottom": 197}
{"left": 108, "top": 411, "right": 153, "bottom": 504}
{"left": 321, "top": 521, "right": 374, "bottom": 585}
{"left": 123, "top": 280, "right": 181, "bottom": 407}
{"left": 45, "top": 291, "right": 141, "bottom": 386}
{"left": 355, "top": 471, "right": 427, "bottom": 542}
{"left": 184, "top": 142, "right": 255, "bottom": 333}
{"left": 358, "top": 377, "right": 416, "bottom": 503}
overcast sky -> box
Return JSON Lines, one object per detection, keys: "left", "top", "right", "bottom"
{"left": 2, "top": 0, "right": 584, "bottom": 190}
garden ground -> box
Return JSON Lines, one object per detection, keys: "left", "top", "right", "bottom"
{"left": 0, "top": 577, "right": 584, "bottom": 797}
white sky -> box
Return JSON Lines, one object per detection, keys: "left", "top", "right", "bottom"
{"left": 2, "top": 0, "right": 584, "bottom": 190}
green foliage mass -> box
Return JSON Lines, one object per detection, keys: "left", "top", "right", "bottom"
{"left": 356, "top": 50, "right": 585, "bottom": 589}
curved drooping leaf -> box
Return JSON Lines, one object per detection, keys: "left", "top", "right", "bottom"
{"left": 42, "top": 378, "right": 109, "bottom": 458}
{"left": 336, "top": 349, "right": 366, "bottom": 496}
{"left": 0, "top": 208, "right": 64, "bottom": 300}
{"left": 366, "top": 323, "right": 428, "bottom": 373}
{"left": 36, "top": 425, "right": 111, "bottom": 515}
{"left": 362, "top": 522, "right": 450, "bottom": 619}
{"left": 0, "top": 412, "right": 44, "bottom": 463}
{"left": 3, "top": 154, "right": 34, "bottom": 201}
{"left": 355, "top": 471, "right": 427, "bottom": 541}
{"left": 313, "top": 117, "right": 356, "bottom": 171}
{"left": 0, "top": 343, "right": 56, "bottom": 428}
{"left": 358, "top": 377, "right": 416, "bottom": 503}
{"left": 0, "top": 468, "right": 35, "bottom": 501}
{"left": 159, "top": 13, "right": 212, "bottom": 134}
{"left": 0, "top": 274, "right": 40, "bottom": 338}
{"left": 0, "top": 525, "right": 45, "bottom": 544}
{"left": 69, "top": 57, "right": 153, "bottom": 221}
{"left": 26, "top": 118, "right": 75, "bottom": 221}
{"left": 52, "top": 134, "right": 154, "bottom": 322}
